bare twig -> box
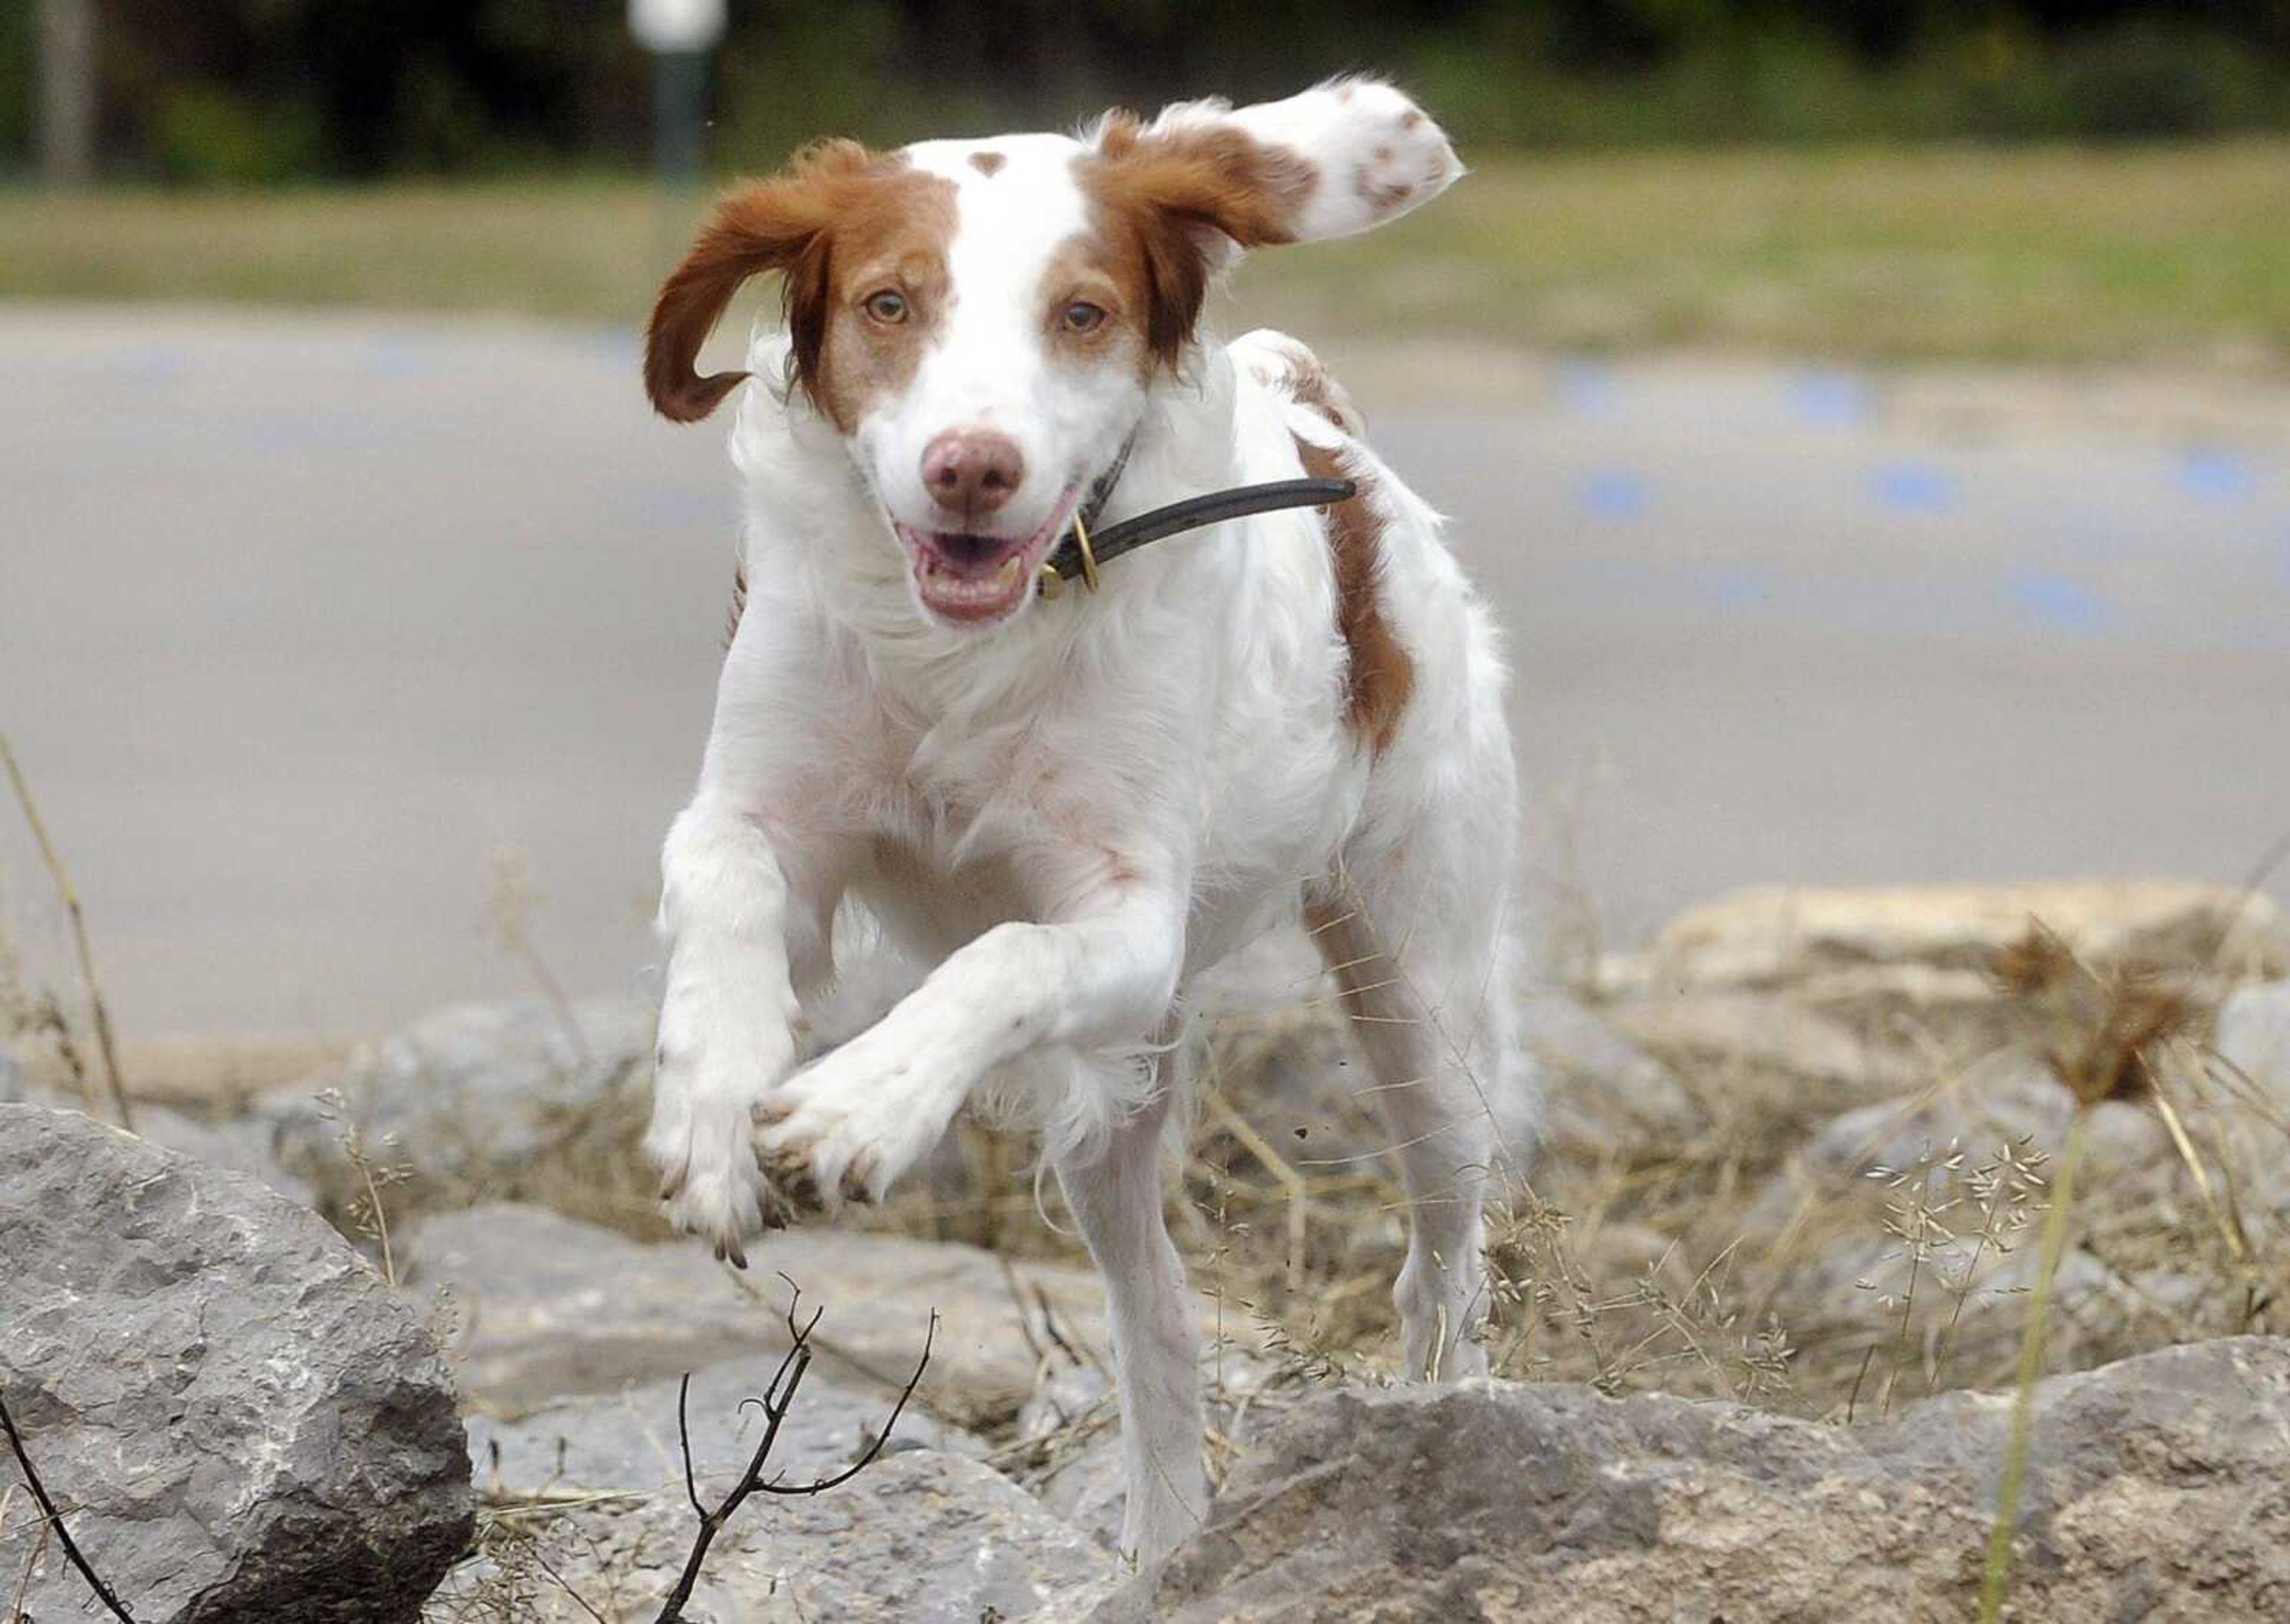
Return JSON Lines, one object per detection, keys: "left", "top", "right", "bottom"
{"left": 0, "top": 734, "right": 131, "bottom": 1131}
{"left": 0, "top": 1391, "right": 135, "bottom": 1621}
{"left": 651, "top": 1288, "right": 936, "bottom": 1623}
{"left": 7, "top": 1480, "right": 55, "bottom": 1624}
{"left": 528, "top": 1544, "right": 612, "bottom": 1624}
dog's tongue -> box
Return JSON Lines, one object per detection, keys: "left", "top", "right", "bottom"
{"left": 923, "top": 530, "right": 1018, "bottom": 579}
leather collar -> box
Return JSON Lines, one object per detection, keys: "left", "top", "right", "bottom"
{"left": 1040, "top": 432, "right": 1355, "bottom": 596}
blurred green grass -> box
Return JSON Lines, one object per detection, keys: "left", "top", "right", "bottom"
{"left": 5, "top": 142, "right": 2288, "bottom": 367}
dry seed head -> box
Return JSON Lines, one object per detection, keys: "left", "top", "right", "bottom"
{"left": 1991, "top": 919, "right": 2203, "bottom": 1107}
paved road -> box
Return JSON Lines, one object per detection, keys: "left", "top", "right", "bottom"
{"left": 4, "top": 308, "right": 2286, "bottom": 1036}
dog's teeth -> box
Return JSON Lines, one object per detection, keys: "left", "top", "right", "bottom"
{"left": 993, "top": 555, "right": 1021, "bottom": 587}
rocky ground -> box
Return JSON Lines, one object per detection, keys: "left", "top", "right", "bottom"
{"left": 6, "top": 876, "right": 2290, "bottom": 1619}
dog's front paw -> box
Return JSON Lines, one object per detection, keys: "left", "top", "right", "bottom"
{"left": 752, "top": 1032, "right": 965, "bottom": 1213}
{"left": 647, "top": 1031, "right": 797, "bottom": 1267}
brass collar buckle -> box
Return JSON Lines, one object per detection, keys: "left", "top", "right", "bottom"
{"left": 1038, "top": 511, "right": 1100, "bottom": 599}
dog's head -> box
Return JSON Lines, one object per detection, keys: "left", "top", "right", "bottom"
{"left": 645, "top": 80, "right": 1459, "bottom": 630}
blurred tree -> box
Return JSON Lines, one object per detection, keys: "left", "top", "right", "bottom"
{"left": 36, "top": 0, "right": 95, "bottom": 184}
{"left": 2, "top": 0, "right": 2286, "bottom": 180}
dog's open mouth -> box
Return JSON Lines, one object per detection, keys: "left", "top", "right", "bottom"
{"left": 893, "top": 485, "right": 1077, "bottom": 624}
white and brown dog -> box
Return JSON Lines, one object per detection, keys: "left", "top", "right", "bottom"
{"left": 640, "top": 79, "right": 1535, "bottom": 1564}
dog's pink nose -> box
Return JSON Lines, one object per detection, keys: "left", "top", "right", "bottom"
{"left": 921, "top": 429, "right": 1025, "bottom": 519}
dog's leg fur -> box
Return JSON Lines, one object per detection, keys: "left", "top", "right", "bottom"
{"left": 755, "top": 875, "right": 1186, "bottom": 1206}
{"left": 648, "top": 797, "right": 822, "bottom": 1257}
{"left": 1053, "top": 1046, "right": 1207, "bottom": 1563}
{"left": 1310, "top": 859, "right": 1522, "bottom": 1380}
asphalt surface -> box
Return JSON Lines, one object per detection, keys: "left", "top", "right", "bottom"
{"left": 4, "top": 308, "right": 2286, "bottom": 1036}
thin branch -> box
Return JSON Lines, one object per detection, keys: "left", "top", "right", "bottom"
{"left": 0, "top": 734, "right": 131, "bottom": 1132}
{"left": 527, "top": 1546, "right": 611, "bottom": 1624}
{"left": 752, "top": 1313, "right": 935, "bottom": 1497}
{"left": 651, "top": 1294, "right": 936, "bottom": 1623}
{"left": 0, "top": 1391, "right": 135, "bottom": 1621}
{"left": 674, "top": 1375, "right": 704, "bottom": 1520}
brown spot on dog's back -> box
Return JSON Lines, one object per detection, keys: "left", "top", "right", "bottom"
{"left": 968, "top": 150, "right": 1005, "bottom": 176}
{"left": 1271, "top": 343, "right": 1364, "bottom": 436}
{"left": 1297, "top": 436, "right": 1413, "bottom": 754}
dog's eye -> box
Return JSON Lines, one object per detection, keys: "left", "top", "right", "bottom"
{"left": 862, "top": 290, "right": 909, "bottom": 325}
{"left": 1060, "top": 300, "right": 1107, "bottom": 335}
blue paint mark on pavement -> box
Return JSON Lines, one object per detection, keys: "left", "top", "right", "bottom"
{"left": 1558, "top": 362, "right": 1620, "bottom": 417}
{"left": 1577, "top": 467, "right": 1651, "bottom": 520}
{"left": 1870, "top": 461, "right": 1958, "bottom": 514}
{"left": 2004, "top": 567, "right": 2114, "bottom": 634}
{"left": 2176, "top": 448, "right": 2257, "bottom": 502}
{"left": 1786, "top": 369, "right": 1870, "bottom": 428}
{"left": 1699, "top": 565, "right": 1774, "bottom": 609}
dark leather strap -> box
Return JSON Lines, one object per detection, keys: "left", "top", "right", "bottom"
{"left": 1044, "top": 476, "right": 1357, "bottom": 585}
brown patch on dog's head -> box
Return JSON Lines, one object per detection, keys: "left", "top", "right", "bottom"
{"left": 644, "top": 141, "right": 957, "bottom": 429}
{"left": 1296, "top": 436, "right": 1413, "bottom": 754}
{"left": 968, "top": 150, "right": 1006, "bottom": 177}
{"left": 1079, "top": 115, "right": 1317, "bottom": 369}
{"left": 1035, "top": 231, "right": 1152, "bottom": 379}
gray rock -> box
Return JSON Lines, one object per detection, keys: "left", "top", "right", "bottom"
{"left": 1019, "top": 1351, "right": 1283, "bottom": 1551}
{"left": 0, "top": 1057, "right": 312, "bottom": 1203}
{"left": 1105, "top": 1337, "right": 2290, "bottom": 1622}
{"left": 425, "top": 1449, "right": 1119, "bottom": 1622}
{"left": 1605, "top": 987, "right": 1923, "bottom": 1099}
{"left": 0, "top": 1104, "right": 471, "bottom": 1622}
{"left": 403, "top": 1203, "right": 1128, "bottom": 1427}
{"left": 2218, "top": 980, "right": 2290, "bottom": 1107}
{"left": 134, "top": 1101, "right": 320, "bottom": 1207}
{"left": 1630, "top": 879, "right": 2288, "bottom": 991}
{"left": 1741, "top": 1052, "right": 2168, "bottom": 1237}
{"left": 1521, "top": 991, "right": 1704, "bottom": 1159}
{"left": 270, "top": 994, "right": 654, "bottom": 1207}
{"left": 1601, "top": 881, "right": 2288, "bottom": 1095}
{"left": 466, "top": 1355, "right": 984, "bottom": 1503}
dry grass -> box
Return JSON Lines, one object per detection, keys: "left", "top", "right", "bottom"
{"left": 336, "top": 916, "right": 2286, "bottom": 1437}
{"left": 5, "top": 142, "right": 2289, "bottom": 367}
{"left": 12, "top": 811, "right": 2285, "bottom": 1617}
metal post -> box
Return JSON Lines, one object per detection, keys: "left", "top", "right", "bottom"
{"left": 37, "top": 0, "right": 97, "bottom": 187}
{"left": 653, "top": 48, "right": 708, "bottom": 190}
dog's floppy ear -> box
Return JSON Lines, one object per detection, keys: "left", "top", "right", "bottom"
{"left": 1085, "top": 79, "right": 1460, "bottom": 367}
{"left": 1121, "top": 79, "right": 1459, "bottom": 244}
{"left": 643, "top": 139, "right": 873, "bottom": 424}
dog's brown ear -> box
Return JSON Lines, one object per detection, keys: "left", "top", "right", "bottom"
{"left": 1082, "top": 115, "right": 1314, "bottom": 368}
{"left": 643, "top": 140, "right": 872, "bottom": 423}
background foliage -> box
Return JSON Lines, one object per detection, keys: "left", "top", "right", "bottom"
{"left": 6, "top": 2, "right": 2290, "bottom": 184}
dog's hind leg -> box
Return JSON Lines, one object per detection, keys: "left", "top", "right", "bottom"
{"left": 1306, "top": 798, "right": 1537, "bottom": 1381}
{"left": 1050, "top": 1044, "right": 1207, "bottom": 1566}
